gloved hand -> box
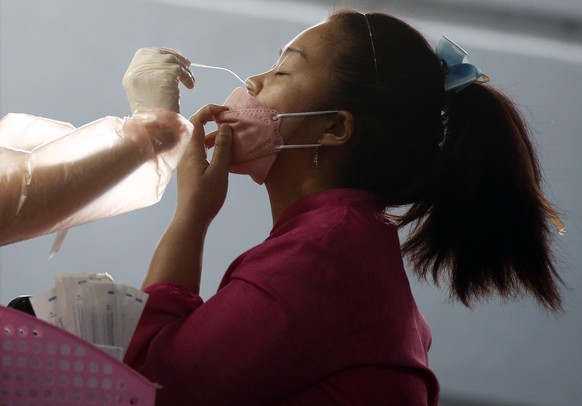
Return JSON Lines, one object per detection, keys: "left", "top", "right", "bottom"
{"left": 123, "top": 47, "right": 195, "bottom": 114}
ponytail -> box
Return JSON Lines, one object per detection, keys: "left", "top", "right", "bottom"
{"left": 401, "top": 83, "right": 563, "bottom": 311}
{"left": 326, "top": 9, "right": 563, "bottom": 310}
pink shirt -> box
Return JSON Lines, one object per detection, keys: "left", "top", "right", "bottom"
{"left": 125, "top": 189, "right": 439, "bottom": 405}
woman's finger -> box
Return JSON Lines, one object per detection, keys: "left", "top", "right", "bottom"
{"left": 204, "top": 130, "right": 218, "bottom": 149}
{"left": 189, "top": 104, "right": 228, "bottom": 156}
{"left": 189, "top": 104, "right": 228, "bottom": 140}
{"left": 189, "top": 104, "right": 228, "bottom": 126}
{"left": 207, "top": 124, "right": 233, "bottom": 178}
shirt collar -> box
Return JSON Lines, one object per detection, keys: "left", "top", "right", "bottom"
{"left": 271, "top": 188, "right": 384, "bottom": 235}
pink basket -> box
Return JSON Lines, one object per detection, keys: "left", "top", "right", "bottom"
{"left": 0, "top": 306, "right": 157, "bottom": 406}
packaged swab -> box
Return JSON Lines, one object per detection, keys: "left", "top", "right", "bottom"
{"left": 30, "top": 272, "right": 147, "bottom": 361}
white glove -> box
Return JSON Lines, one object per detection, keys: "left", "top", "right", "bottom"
{"left": 123, "top": 47, "right": 195, "bottom": 114}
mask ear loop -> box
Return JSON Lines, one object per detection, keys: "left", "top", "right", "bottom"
{"left": 272, "top": 111, "right": 339, "bottom": 121}
{"left": 272, "top": 111, "right": 339, "bottom": 150}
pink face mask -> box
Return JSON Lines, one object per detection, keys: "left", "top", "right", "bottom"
{"left": 216, "top": 87, "right": 338, "bottom": 184}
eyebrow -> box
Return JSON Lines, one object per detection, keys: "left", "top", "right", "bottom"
{"left": 279, "top": 46, "right": 307, "bottom": 59}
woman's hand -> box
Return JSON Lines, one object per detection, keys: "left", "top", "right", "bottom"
{"left": 142, "top": 105, "right": 232, "bottom": 292}
{"left": 175, "top": 104, "right": 232, "bottom": 226}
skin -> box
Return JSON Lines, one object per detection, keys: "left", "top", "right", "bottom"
{"left": 252, "top": 23, "right": 355, "bottom": 221}
{"left": 142, "top": 20, "right": 355, "bottom": 292}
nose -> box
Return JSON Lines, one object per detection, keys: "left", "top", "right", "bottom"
{"left": 245, "top": 77, "right": 257, "bottom": 95}
{"left": 245, "top": 70, "right": 269, "bottom": 96}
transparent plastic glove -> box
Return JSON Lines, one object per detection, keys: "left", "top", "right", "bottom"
{"left": 1, "top": 115, "right": 75, "bottom": 239}
{"left": 122, "top": 47, "right": 195, "bottom": 114}
{"left": 0, "top": 111, "right": 192, "bottom": 247}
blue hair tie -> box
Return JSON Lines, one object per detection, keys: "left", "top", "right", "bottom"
{"left": 436, "top": 36, "right": 490, "bottom": 93}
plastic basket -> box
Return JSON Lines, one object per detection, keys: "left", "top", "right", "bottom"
{"left": 0, "top": 306, "right": 157, "bottom": 406}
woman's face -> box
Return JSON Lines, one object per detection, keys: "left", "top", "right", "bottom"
{"left": 246, "top": 20, "right": 337, "bottom": 143}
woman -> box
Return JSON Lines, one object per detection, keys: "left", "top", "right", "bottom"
{"left": 124, "top": 10, "right": 563, "bottom": 405}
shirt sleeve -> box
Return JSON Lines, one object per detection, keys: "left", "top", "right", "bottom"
{"left": 124, "top": 277, "right": 345, "bottom": 406}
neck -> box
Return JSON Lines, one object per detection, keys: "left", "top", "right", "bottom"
{"left": 265, "top": 167, "right": 341, "bottom": 224}
{"left": 263, "top": 146, "right": 345, "bottom": 223}
{"left": 265, "top": 179, "right": 326, "bottom": 224}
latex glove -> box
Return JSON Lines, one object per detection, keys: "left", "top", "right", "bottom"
{"left": 123, "top": 47, "right": 195, "bottom": 114}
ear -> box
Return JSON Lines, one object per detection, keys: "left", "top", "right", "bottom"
{"left": 319, "top": 110, "right": 354, "bottom": 147}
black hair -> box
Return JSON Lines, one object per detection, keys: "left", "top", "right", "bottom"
{"left": 327, "top": 10, "right": 563, "bottom": 310}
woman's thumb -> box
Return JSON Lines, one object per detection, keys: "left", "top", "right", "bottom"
{"left": 209, "top": 124, "right": 233, "bottom": 173}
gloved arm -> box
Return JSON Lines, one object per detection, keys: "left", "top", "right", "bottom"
{"left": 0, "top": 47, "right": 195, "bottom": 247}
{"left": 123, "top": 47, "right": 195, "bottom": 114}
{"left": 0, "top": 111, "right": 192, "bottom": 247}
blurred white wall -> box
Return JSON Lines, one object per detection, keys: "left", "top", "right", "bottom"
{"left": 1, "top": 0, "right": 581, "bottom": 404}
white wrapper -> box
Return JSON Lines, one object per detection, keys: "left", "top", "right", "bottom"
{"left": 31, "top": 272, "right": 148, "bottom": 361}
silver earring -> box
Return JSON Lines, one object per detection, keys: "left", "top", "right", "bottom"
{"left": 314, "top": 142, "right": 322, "bottom": 166}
